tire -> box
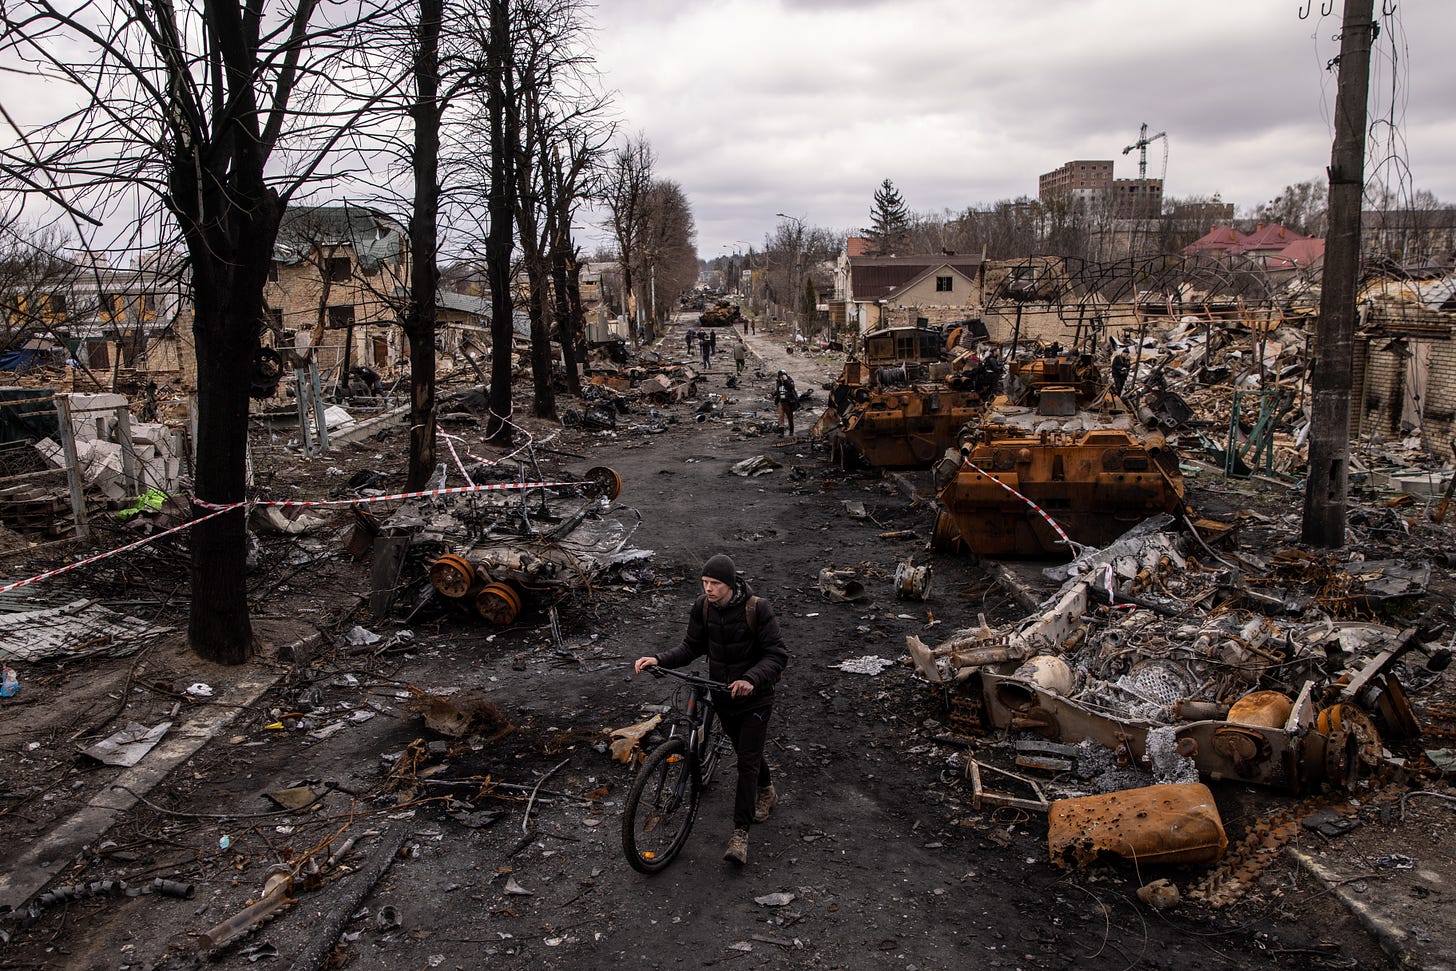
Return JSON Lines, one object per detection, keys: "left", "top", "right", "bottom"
{"left": 697, "top": 708, "right": 725, "bottom": 786}
{"left": 621, "top": 738, "right": 700, "bottom": 874}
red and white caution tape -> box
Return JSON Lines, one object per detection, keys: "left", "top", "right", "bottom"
{"left": 0, "top": 502, "right": 244, "bottom": 595}
{"left": 440, "top": 426, "right": 476, "bottom": 487}
{"left": 437, "top": 413, "right": 555, "bottom": 471}
{"left": 959, "top": 457, "right": 1085, "bottom": 554}
{"left": 2, "top": 478, "right": 591, "bottom": 596}
{"left": 193, "top": 478, "right": 589, "bottom": 511}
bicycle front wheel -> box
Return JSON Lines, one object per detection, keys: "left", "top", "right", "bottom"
{"left": 698, "top": 707, "right": 726, "bottom": 786}
{"left": 622, "top": 737, "right": 700, "bottom": 874}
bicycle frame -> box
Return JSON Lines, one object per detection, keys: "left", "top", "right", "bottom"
{"left": 653, "top": 667, "right": 727, "bottom": 781}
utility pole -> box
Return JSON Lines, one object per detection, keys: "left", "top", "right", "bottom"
{"left": 1302, "top": 0, "right": 1374, "bottom": 547}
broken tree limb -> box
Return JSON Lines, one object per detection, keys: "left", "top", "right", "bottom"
{"left": 286, "top": 821, "right": 411, "bottom": 971}
{"left": 523, "top": 758, "right": 570, "bottom": 835}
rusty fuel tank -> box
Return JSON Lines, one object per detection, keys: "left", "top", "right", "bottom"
{"left": 1048, "top": 782, "right": 1228, "bottom": 868}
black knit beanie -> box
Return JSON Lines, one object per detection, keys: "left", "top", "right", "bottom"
{"left": 701, "top": 553, "right": 737, "bottom": 586}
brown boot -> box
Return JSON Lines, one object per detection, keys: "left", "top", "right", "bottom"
{"left": 723, "top": 828, "right": 749, "bottom": 865}
{"left": 753, "top": 785, "right": 778, "bottom": 823}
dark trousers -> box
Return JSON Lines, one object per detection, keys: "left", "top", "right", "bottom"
{"left": 716, "top": 703, "right": 772, "bottom": 829}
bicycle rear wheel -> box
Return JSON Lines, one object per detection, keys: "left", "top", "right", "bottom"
{"left": 622, "top": 738, "right": 700, "bottom": 874}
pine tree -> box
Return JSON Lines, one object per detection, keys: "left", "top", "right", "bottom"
{"left": 865, "top": 179, "right": 910, "bottom": 255}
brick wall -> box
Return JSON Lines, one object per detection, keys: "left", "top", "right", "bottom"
{"left": 1358, "top": 337, "right": 1456, "bottom": 459}
{"left": 983, "top": 305, "right": 1080, "bottom": 346}
{"left": 1424, "top": 339, "right": 1456, "bottom": 455}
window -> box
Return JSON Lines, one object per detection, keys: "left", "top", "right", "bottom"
{"left": 327, "top": 305, "right": 355, "bottom": 329}
{"left": 268, "top": 261, "right": 280, "bottom": 282}
{"left": 262, "top": 307, "right": 283, "bottom": 332}
{"left": 327, "top": 257, "right": 352, "bottom": 283}
{"left": 100, "top": 293, "right": 123, "bottom": 321}
{"left": 935, "top": 276, "right": 953, "bottom": 292}
{"left": 48, "top": 293, "right": 67, "bottom": 316}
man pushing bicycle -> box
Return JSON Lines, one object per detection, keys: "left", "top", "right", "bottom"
{"left": 634, "top": 553, "right": 789, "bottom": 865}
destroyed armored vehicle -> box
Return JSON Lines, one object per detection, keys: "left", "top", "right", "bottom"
{"left": 698, "top": 300, "right": 742, "bottom": 327}
{"left": 934, "top": 351, "right": 1185, "bottom": 557}
{"left": 821, "top": 324, "right": 989, "bottom": 469}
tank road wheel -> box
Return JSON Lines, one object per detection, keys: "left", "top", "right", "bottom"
{"left": 475, "top": 582, "right": 523, "bottom": 625}
{"left": 428, "top": 553, "right": 478, "bottom": 599}
{"left": 584, "top": 466, "right": 623, "bottom": 501}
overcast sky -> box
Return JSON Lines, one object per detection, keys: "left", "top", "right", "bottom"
{"left": 579, "top": 0, "right": 1456, "bottom": 258}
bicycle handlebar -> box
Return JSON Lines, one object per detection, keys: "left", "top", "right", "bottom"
{"left": 647, "top": 665, "right": 731, "bottom": 692}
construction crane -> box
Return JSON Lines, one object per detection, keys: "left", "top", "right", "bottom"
{"left": 1122, "top": 122, "right": 1168, "bottom": 181}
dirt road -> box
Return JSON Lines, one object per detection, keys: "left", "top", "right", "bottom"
{"left": 0, "top": 313, "right": 1391, "bottom": 970}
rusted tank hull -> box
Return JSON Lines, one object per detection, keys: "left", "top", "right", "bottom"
{"left": 841, "top": 387, "right": 983, "bottom": 468}
{"left": 939, "top": 430, "right": 1184, "bottom": 557}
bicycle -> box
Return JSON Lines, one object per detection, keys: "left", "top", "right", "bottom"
{"left": 621, "top": 666, "right": 730, "bottom": 873}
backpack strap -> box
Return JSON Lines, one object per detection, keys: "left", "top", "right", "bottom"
{"left": 703, "top": 594, "right": 761, "bottom": 635}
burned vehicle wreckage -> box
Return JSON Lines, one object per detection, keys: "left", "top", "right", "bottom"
{"left": 931, "top": 348, "right": 1187, "bottom": 558}
{"left": 821, "top": 323, "right": 994, "bottom": 469}
{"left": 853, "top": 314, "right": 1452, "bottom": 894}
{"left": 907, "top": 513, "right": 1446, "bottom": 885}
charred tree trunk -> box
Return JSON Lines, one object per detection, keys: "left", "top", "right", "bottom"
{"left": 551, "top": 234, "right": 581, "bottom": 395}
{"left": 510, "top": 70, "right": 557, "bottom": 421}
{"left": 524, "top": 256, "right": 557, "bottom": 419}
{"left": 402, "top": 0, "right": 441, "bottom": 490}
{"left": 180, "top": 191, "right": 283, "bottom": 664}
{"left": 484, "top": 0, "right": 516, "bottom": 442}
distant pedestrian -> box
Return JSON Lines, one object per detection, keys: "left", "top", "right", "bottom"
{"left": 733, "top": 339, "right": 747, "bottom": 374}
{"left": 700, "top": 334, "right": 712, "bottom": 369}
{"left": 686, "top": 327, "right": 697, "bottom": 353}
{"left": 709, "top": 330, "right": 718, "bottom": 358}
{"left": 1111, "top": 348, "right": 1131, "bottom": 397}
{"left": 773, "top": 369, "right": 799, "bottom": 436}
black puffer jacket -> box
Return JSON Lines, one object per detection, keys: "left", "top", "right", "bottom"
{"left": 654, "top": 579, "right": 788, "bottom": 712}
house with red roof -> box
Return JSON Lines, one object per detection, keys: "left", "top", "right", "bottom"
{"left": 1181, "top": 225, "right": 1247, "bottom": 256}
{"left": 1265, "top": 237, "right": 1326, "bottom": 273}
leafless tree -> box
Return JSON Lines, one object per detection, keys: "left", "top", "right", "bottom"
{"left": 0, "top": 222, "right": 82, "bottom": 351}
{"left": 500, "top": 0, "right": 611, "bottom": 418}
{"left": 1254, "top": 178, "right": 1329, "bottom": 237}
{"left": 602, "top": 135, "right": 655, "bottom": 340}
{"left": 760, "top": 221, "right": 836, "bottom": 331}
{"left": 635, "top": 179, "right": 697, "bottom": 331}
{"left": 0, "top": 0, "right": 404, "bottom": 662}
{"left": 546, "top": 128, "right": 612, "bottom": 394}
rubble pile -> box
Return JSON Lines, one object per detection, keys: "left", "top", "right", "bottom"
{"left": 914, "top": 521, "right": 1445, "bottom": 798}
{"left": 1119, "top": 308, "right": 1454, "bottom": 484}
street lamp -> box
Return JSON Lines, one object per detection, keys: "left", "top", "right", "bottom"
{"left": 734, "top": 241, "right": 757, "bottom": 311}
